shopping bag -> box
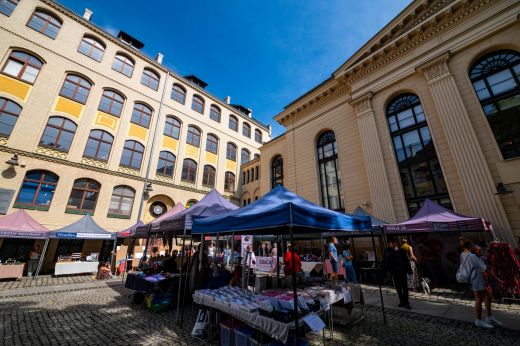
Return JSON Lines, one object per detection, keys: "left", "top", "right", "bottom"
{"left": 191, "top": 309, "right": 209, "bottom": 337}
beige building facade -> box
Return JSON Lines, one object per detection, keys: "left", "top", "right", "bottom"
{"left": 240, "top": 0, "right": 520, "bottom": 245}
{"left": 0, "top": 0, "right": 270, "bottom": 261}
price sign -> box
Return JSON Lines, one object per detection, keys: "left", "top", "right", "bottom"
{"left": 297, "top": 295, "right": 308, "bottom": 310}
{"left": 303, "top": 313, "right": 326, "bottom": 333}
{"left": 319, "top": 298, "right": 330, "bottom": 311}
{"left": 342, "top": 287, "right": 352, "bottom": 304}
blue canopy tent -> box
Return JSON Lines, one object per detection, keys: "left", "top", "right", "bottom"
{"left": 352, "top": 207, "right": 388, "bottom": 227}
{"left": 192, "top": 185, "right": 372, "bottom": 235}
{"left": 191, "top": 185, "right": 386, "bottom": 334}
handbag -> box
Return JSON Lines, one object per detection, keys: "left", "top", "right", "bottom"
{"left": 456, "top": 253, "right": 474, "bottom": 284}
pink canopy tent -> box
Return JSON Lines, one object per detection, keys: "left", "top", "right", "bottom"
{"left": 116, "top": 221, "right": 145, "bottom": 239}
{"left": 383, "top": 199, "right": 492, "bottom": 234}
{"left": 133, "top": 202, "right": 186, "bottom": 237}
{"left": 0, "top": 209, "right": 49, "bottom": 239}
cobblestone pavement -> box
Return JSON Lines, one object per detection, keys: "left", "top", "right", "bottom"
{"left": 0, "top": 274, "right": 107, "bottom": 291}
{"left": 1, "top": 282, "right": 519, "bottom": 345}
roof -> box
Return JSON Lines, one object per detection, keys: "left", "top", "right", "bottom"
{"left": 352, "top": 207, "right": 388, "bottom": 226}
{"left": 0, "top": 210, "right": 49, "bottom": 239}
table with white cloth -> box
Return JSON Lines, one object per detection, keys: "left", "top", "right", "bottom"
{"left": 0, "top": 264, "right": 25, "bottom": 279}
{"left": 193, "top": 287, "right": 344, "bottom": 344}
{"left": 54, "top": 261, "right": 99, "bottom": 276}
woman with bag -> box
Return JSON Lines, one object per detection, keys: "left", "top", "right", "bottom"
{"left": 459, "top": 240, "right": 501, "bottom": 329}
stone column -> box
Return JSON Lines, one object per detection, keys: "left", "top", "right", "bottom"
{"left": 351, "top": 93, "right": 396, "bottom": 223}
{"left": 419, "top": 53, "right": 513, "bottom": 243}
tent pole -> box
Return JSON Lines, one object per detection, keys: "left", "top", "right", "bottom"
{"left": 232, "top": 232, "right": 235, "bottom": 271}
{"left": 140, "top": 234, "right": 151, "bottom": 269}
{"left": 34, "top": 238, "right": 49, "bottom": 278}
{"left": 179, "top": 234, "right": 194, "bottom": 328}
{"left": 289, "top": 225, "right": 299, "bottom": 342}
{"left": 175, "top": 231, "right": 187, "bottom": 325}
{"left": 121, "top": 238, "right": 136, "bottom": 287}
{"left": 110, "top": 239, "right": 117, "bottom": 276}
{"left": 277, "top": 234, "right": 281, "bottom": 288}
{"left": 371, "top": 230, "right": 386, "bottom": 325}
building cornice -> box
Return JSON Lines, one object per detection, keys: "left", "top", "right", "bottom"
{"left": 275, "top": 0, "right": 494, "bottom": 127}
{"left": 40, "top": 0, "right": 270, "bottom": 131}
{"left": 0, "top": 145, "right": 211, "bottom": 196}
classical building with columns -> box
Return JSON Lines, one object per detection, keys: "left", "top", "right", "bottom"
{"left": 240, "top": 0, "right": 520, "bottom": 245}
{"left": 0, "top": 0, "right": 270, "bottom": 264}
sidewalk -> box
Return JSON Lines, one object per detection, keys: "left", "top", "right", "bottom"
{"left": 0, "top": 274, "right": 121, "bottom": 292}
{"left": 363, "top": 285, "right": 520, "bottom": 331}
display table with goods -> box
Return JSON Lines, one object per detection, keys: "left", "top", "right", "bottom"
{"left": 192, "top": 284, "right": 357, "bottom": 344}
{"left": 54, "top": 260, "right": 99, "bottom": 276}
{"left": 126, "top": 272, "right": 180, "bottom": 313}
{"left": 0, "top": 262, "right": 25, "bottom": 279}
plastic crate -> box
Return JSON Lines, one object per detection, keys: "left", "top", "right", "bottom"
{"left": 220, "top": 320, "right": 242, "bottom": 346}
{"left": 234, "top": 325, "right": 255, "bottom": 346}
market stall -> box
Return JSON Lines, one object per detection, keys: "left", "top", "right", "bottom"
{"left": 0, "top": 210, "right": 50, "bottom": 279}
{"left": 191, "top": 185, "right": 384, "bottom": 344}
{"left": 41, "top": 215, "right": 115, "bottom": 276}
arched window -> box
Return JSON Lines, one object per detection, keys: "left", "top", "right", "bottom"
{"left": 171, "top": 84, "right": 186, "bottom": 104}
{"left": 192, "top": 95, "right": 204, "bottom": 114}
{"left": 2, "top": 50, "right": 43, "bottom": 84}
{"left": 181, "top": 159, "right": 197, "bottom": 183}
{"left": 39, "top": 116, "right": 76, "bottom": 152}
{"left": 83, "top": 129, "right": 113, "bottom": 161}
{"left": 255, "top": 166, "right": 259, "bottom": 180}
{"left": 112, "top": 53, "right": 134, "bottom": 77}
{"left": 246, "top": 170, "right": 250, "bottom": 183}
{"left": 469, "top": 50, "right": 520, "bottom": 159}
{"left": 186, "top": 199, "right": 197, "bottom": 208}
{"left": 131, "top": 103, "right": 152, "bottom": 128}
{"left": 120, "top": 140, "right": 144, "bottom": 169}
{"left": 15, "top": 170, "right": 58, "bottom": 209}
{"left": 0, "top": 0, "right": 19, "bottom": 16}
{"left": 242, "top": 171, "right": 246, "bottom": 185}
{"left": 202, "top": 165, "right": 216, "bottom": 187}
{"left": 0, "top": 97, "right": 22, "bottom": 138}
{"left": 229, "top": 115, "right": 238, "bottom": 131}
{"left": 206, "top": 134, "right": 218, "bottom": 154}
{"left": 98, "top": 89, "right": 124, "bottom": 117}
{"left": 164, "top": 116, "right": 181, "bottom": 139}
{"left": 224, "top": 172, "right": 235, "bottom": 192}
{"left": 66, "top": 178, "right": 100, "bottom": 213}
{"left": 141, "top": 68, "right": 160, "bottom": 90}
{"left": 271, "top": 155, "right": 283, "bottom": 188}
{"left": 108, "top": 186, "right": 135, "bottom": 217}
{"left": 241, "top": 148, "right": 250, "bottom": 164}
{"left": 78, "top": 35, "right": 105, "bottom": 62}
{"left": 59, "top": 74, "right": 91, "bottom": 104}
{"left": 157, "top": 151, "right": 176, "bottom": 177}
{"left": 317, "top": 131, "right": 344, "bottom": 211}
{"left": 255, "top": 129, "right": 262, "bottom": 144}
{"left": 226, "top": 142, "right": 237, "bottom": 161}
{"left": 387, "top": 94, "right": 451, "bottom": 215}
{"left": 242, "top": 122, "right": 251, "bottom": 138}
{"left": 27, "top": 10, "right": 62, "bottom": 39}
{"left": 210, "top": 105, "right": 221, "bottom": 122}
{"left": 186, "top": 125, "right": 201, "bottom": 147}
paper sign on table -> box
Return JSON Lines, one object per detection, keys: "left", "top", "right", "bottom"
{"left": 303, "top": 313, "right": 326, "bottom": 333}
{"left": 342, "top": 287, "right": 352, "bottom": 304}
{"left": 319, "top": 298, "right": 330, "bottom": 311}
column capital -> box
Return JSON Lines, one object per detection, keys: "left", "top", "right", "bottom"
{"left": 350, "top": 92, "right": 374, "bottom": 117}
{"left": 417, "top": 51, "right": 452, "bottom": 84}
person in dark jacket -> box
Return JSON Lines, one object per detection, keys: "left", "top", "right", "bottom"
{"left": 384, "top": 239, "right": 412, "bottom": 309}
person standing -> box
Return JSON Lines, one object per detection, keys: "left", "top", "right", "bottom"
{"left": 270, "top": 243, "right": 278, "bottom": 274}
{"left": 342, "top": 242, "right": 357, "bottom": 284}
{"left": 328, "top": 237, "right": 339, "bottom": 281}
{"left": 401, "top": 239, "right": 419, "bottom": 290}
{"left": 242, "top": 244, "right": 257, "bottom": 289}
{"left": 384, "top": 239, "right": 412, "bottom": 309}
{"left": 284, "top": 243, "right": 302, "bottom": 275}
{"left": 27, "top": 244, "right": 41, "bottom": 277}
{"left": 460, "top": 240, "right": 502, "bottom": 329}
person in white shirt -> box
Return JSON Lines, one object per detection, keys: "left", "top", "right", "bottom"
{"left": 241, "top": 244, "right": 256, "bottom": 289}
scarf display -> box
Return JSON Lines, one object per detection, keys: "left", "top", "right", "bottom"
{"left": 484, "top": 242, "right": 520, "bottom": 295}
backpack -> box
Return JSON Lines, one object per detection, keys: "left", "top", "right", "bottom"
{"left": 456, "top": 253, "right": 475, "bottom": 284}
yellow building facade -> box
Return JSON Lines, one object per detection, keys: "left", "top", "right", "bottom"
{"left": 0, "top": 0, "right": 270, "bottom": 244}
{"left": 240, "top": 0, "right": 520, "bottom": 245}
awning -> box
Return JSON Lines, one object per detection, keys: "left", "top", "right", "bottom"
{"left": 49, "top": 214, "right": 115, "bottom": 239}
{"left": 192, "top": 185, "right": 372, "bottom": 235}
{"left": 0, "top": 209, "right": 49, "bottom": 239}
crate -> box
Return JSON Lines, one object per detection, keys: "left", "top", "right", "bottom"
{"left": 234, "top": 325, "right": 255, "bottom": 346}
{"left": 220, "top": 320, "right": 242, "bottom": 346}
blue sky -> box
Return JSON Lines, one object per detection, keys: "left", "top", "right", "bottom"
{"left": 58, "top": 0, "right": 411, "bottom": 137}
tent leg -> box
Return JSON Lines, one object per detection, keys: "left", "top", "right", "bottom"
{"left": 121, "top": 238, "right": 136, "bottom": 287}
{"left": 289, "top": 226, "right": 299, "bottom": 343}
{"left": 34, "top": 238, "right": 49, "bottom": 278}
{"left": 140, "top": 235, "right": 151, "bottom": 269}
{"left": 175, "top": 235, "right": 187, "bottom": 325}
{"left": 110, "top": 239, "right": 117, "bottom": 276}
{"left": 179, "top": 235, "right": 194, "bottom": 328}
{"left": 277, "top": 234, "right": 281, "bottom": 288}
{"left": 371, "top": 231, "right": 386, "bottom": 325}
